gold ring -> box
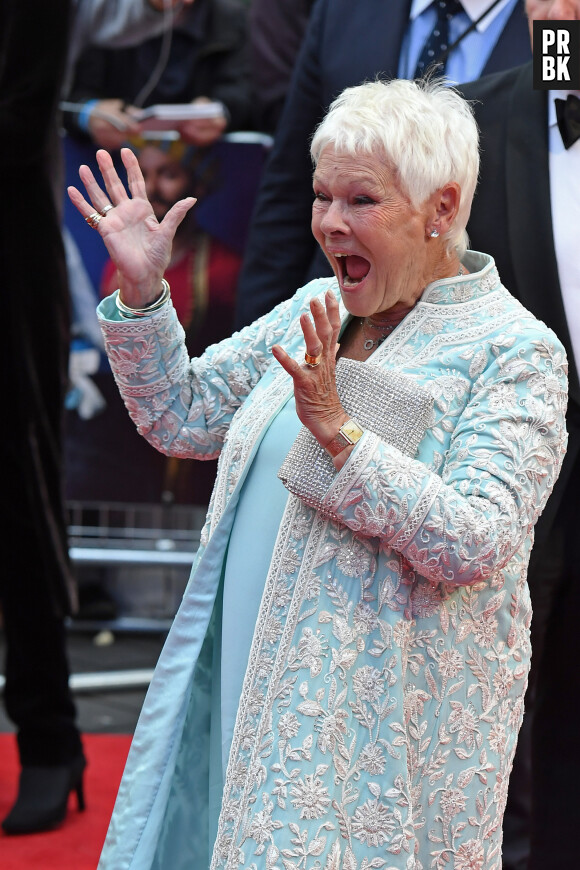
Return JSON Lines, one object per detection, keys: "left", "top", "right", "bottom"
{"left": 304, "top": 352, "right": 321, "bottom": 368}
{"left": 85, "top": 212, "right": 102, "bottom": 229}
{"left": 100, "top": 204, "right": 113, "bottom": 217}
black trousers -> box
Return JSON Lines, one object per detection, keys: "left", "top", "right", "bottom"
{"left": 503, "top": 431, "right": 580, "bottom": 869}
{"left": 529, "top": 456, "right": 580, "bottom": 869}
{"left": 0, "top": 283, "right": 83, "bottom": 767}
{"left": 0, "top": 0, "right": 81, "bottom": 770}
{"left": 1, "top": 582, "right": 82, "bottom": 767}
{"left": 1, "top": 238, "right": 82, "bottom": 767}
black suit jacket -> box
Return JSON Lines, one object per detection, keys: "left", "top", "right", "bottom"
{"left": 0, "top": 0, "right": 76, "bottom": 615}
{"left": 235, "top": 0, "right": 531, "bottom": 327}
{"left": 462, "top": 62, "right": 579, "bottom": 548}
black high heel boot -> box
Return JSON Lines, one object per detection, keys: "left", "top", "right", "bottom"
{"left": 1, "top": 754, "right": 86, "bottom": 835}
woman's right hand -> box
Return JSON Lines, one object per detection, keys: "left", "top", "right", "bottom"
{"left": 67, "top": 148, "right": 195, "bottom": 307}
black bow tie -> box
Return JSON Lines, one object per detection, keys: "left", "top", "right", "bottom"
{"left": 555, "top": 94, "right": 580, "bottom": 150}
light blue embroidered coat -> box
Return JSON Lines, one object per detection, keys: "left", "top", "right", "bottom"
{"left": 97, "top": 253, "right": 567, "bottom": 870}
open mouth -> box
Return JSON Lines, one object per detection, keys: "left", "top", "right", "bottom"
{"left": 335, "top": 253, "right": 371, "bottom": 288}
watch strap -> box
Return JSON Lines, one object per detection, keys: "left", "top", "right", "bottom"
{"left": 325, "top": 418, "right": 364, "bottom": 458}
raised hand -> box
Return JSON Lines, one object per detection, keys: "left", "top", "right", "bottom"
{"left": 272, "top": 291, "right": 349, "bottom": 454}
{"left": 67, "top": 148, "right": 195, "bottom": 306}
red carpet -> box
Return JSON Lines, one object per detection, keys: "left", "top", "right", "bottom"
{"left": 0, "top": 733, "right": 131, "bottom": 870}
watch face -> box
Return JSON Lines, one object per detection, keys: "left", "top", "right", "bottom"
{"left": 341, "top": 419, "right": 363, "bottom": 443}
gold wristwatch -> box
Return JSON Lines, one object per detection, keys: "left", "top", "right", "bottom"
{"left": 325, "top": 418, "right": 364, "bottom": 458}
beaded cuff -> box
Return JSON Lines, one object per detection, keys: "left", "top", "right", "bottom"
{"left": 278, "top": 359, "right": 433, "bottom": 514}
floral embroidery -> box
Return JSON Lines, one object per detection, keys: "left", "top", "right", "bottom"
{"left": 358, "top": 743, "right": 387, "bottom": 775}
{"left": 290, "top": 774, "right": 332, "bottom": 819}
{"left": 453, "top": 838, "right": 485, "bottom": 870}
{"left": 352, "top": 665, "right": 386, "bottom": 702}
{"left": 351, "top": 795, "right": 397, "bottom": 847}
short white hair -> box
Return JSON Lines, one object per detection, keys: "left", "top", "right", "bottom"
{"left": 310, "top": 78, "right": 480, "bottom": 256}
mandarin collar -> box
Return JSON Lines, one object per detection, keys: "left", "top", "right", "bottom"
{"left": 420, "top": 251, "right": 500, "bottom": 304}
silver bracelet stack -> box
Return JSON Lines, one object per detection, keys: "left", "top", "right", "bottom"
{"left": 115, "top": 279, "right": 171, "bottom": 319}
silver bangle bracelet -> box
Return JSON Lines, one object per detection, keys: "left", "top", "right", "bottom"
{"left": 116, "top": 279, "right": 171, "bottom": 318}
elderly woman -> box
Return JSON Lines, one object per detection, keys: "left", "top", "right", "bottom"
{"left": 68, "top": 79, "right": 567, "bottom": 870}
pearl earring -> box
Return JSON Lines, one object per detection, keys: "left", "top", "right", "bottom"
{"left": 430, "top": 229, "right": 439, "bottom": 238}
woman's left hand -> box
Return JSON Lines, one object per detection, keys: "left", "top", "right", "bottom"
{"left": 272, "top": 290, "right": 349, "bottom": 448}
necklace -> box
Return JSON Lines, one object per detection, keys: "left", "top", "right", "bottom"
{"left": 361, "top": 317, "right": 399, "bottom": 350}
{"left": 360, "top": 265, "right": 467, "bottom": 351}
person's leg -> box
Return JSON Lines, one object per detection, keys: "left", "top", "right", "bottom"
{"left": 528, "top": 462, "right": 580, "bottom": 869}
{"left": 1, "top": 474, "right": 85, "bottom": 834}
{"left": 0, "top": 509, "right": 85, "bottom": 835}
{"left": 501, "top": 529, "right": 564, "bottom": 870}
{"left": 0, "top": 147, "right": 83, "bottom": 834}
{"left": 2, "top": 582, "right": 82, "bottom": 767}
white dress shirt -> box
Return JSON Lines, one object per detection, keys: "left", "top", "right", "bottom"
{"left": 549, "top": 90, "right": 580, "bottom": 372}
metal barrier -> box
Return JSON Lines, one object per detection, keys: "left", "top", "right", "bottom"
{"left": 62, "top": 500, "right": 202, "bottom": 690}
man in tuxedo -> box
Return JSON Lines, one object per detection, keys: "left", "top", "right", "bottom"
{"left": 460, "top": 1, "right": 580, "bottom": 866}
{"left": 235, "top": 0, "right": 532, "bottom": 327}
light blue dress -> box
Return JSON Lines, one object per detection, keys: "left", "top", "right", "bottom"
{"left": 96, "top": 254, "right": 568, "bottom": 870}
{"left": 214, "top": 397, "right": 301, "bottom": 844}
